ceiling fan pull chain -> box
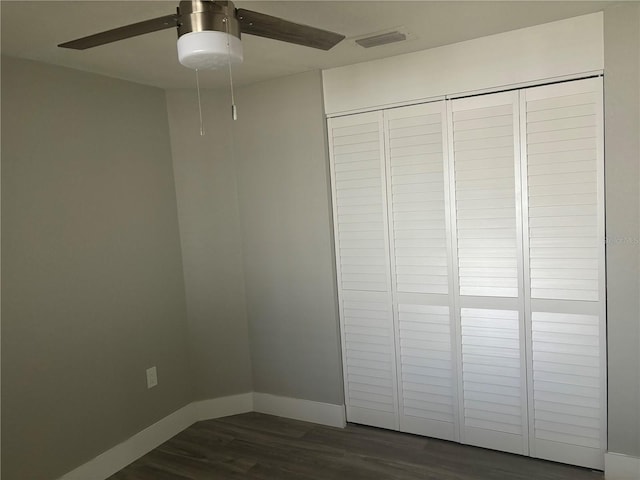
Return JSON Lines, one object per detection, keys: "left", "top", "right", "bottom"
{"left": 195, "top": 68, "right": 205, "bottom": 136}
{"left": 224, "top": 16, "right": 238, "bottom": 121}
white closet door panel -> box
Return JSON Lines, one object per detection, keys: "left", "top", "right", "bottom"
{"left": 530, "top": 311, "right": 603, "bottom": 468}
{"left": 449, "top": 92, "right": 528, "bottom": 456}
{"left": 329, "top": 112, "right": 389, "bottom": 293}
{"left": 521, "top": 78, "right": 605, "bottom": 470}
{"left": 524, "top": 79, "right": 600, "bottom": 302}
{"left": 459, "top": 308, "right": 528, "bottom": 454}
{"left": 329, "top": 112, "right": 399, "bottom": 431}
{"left": 451, "top": 93, "right": 519, "bottom": 298}
{"left": 396, "top": 303, "right": 456, "bottom": 440}
{"left": 386, "top": 103, "right": 449, "bottom": 295}
{"left": 341, "top": 291, "right": 398, "bottom": 430}
{"left": 384, "top": 102, "right": 458, "bottom": 441}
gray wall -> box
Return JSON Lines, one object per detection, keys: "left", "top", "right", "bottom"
{"left": 165, "top": 90, "right": 253, "bottom": 400}
{"left": 603, "top": 2, "right": 640, "bottom": 458}
{"left": 233, "top": 71, "right": 343, "bottom": 405}
{"left": 165, "top": 71, "right": 344, "bottom": 406}
{"left": 1, "top": 57, "right": 192, "bottom": 480}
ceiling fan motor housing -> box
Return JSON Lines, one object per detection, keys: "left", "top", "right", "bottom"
{"left": 176, "top": 0, "right": 243, "bottom": 69}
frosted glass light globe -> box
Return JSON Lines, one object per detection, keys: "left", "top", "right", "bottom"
{"left": 177, "top": 31, "right": 243, "bottom": 70}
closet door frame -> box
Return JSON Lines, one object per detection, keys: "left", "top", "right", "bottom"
{"left": 595, "top": 78, "right": 607, "bottom": 461}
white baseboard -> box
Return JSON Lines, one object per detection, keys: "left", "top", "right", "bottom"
{"left": 194, "top": 392, "right": 254, "bottom": 421}
{"left": 253, "top": 392, "right": 346, "bottom": 428}
{"left": 57, "top": 393, "right": 257, "bottom": 480}
{"left": 57, "top": 393, "right": 345, "bottom": 480}
{"left": 605, "top": 452, "right": 640, "bottom": 479}
{"left": 58, "top": 404, "right": 195, "bottom": 480}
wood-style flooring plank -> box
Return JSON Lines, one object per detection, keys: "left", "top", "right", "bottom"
{"left": 109, "top": 412, "right": 604, "bottom": 480}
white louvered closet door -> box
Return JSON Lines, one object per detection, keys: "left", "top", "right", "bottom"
{"left": 521, "top": 78, "right": 606, "bottom": 469}
{"left": 328, "top": 78, "right": 606, "bottom": 470}
{"left": 448, "top": 92, "right": 530, "bottom": 455}
{"left": 328, "top": 112, "right": 399, "bottom": 430}
{"left": 384, "top": 102, "right": 459, "bottom": 441}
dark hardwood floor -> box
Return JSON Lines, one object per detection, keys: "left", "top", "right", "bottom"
{"left": 109, "top": 412, "right": 604, "bottom": 479}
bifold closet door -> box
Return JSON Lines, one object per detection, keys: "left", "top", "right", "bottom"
{"left": 521, "top": 77, "right": 606, "bottom": 469}
{"left": 448, "top": 91, "right": 530, "bottom": 455}
{"left": 384, "top": 102, "right": 459, "bottom": 441}
{"left": 328, "top": 111, "right": 399, "bottom": 430}
{"left": 328, "top": 77, "right": 606, "bottom": 470}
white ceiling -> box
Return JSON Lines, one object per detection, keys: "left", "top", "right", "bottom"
{"left": 1, "top": 1, "right": 612, "bottom": 90}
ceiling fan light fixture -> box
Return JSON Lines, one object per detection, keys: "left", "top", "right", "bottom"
{"left": 177, "top": 30, "right": 243, "bottom": 70}
{"left": 58, "top": 0, "right": 345, "bottom": 67}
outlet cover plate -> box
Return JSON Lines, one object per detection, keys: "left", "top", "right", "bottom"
{"left": 146, "top": 366, "right": 158, "bottom": 389}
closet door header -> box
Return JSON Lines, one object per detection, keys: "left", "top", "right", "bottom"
{"left": 322, "top": 14, "right": 602, "bottom": 115}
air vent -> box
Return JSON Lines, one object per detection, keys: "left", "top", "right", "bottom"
{"left": 356, "top": 30, "right": 407, "bottom": 48}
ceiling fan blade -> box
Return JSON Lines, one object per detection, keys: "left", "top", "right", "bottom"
{"left": 58, "top": 14, "right": 180, "bottom": 50}
{"left": 236, "top": 9, "right": 344, "bottom": 51}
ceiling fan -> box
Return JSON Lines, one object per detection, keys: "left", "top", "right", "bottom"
{"left": 58, "top": 0, "right": 346, "bottom": 70}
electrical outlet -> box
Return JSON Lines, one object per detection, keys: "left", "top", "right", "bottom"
{"left": 146, "top": 366, "right": 158, "bottom": 389}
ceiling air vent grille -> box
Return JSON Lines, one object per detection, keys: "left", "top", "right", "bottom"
{"left": 356, "top": 31, "right": 407, "bottom": 48}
